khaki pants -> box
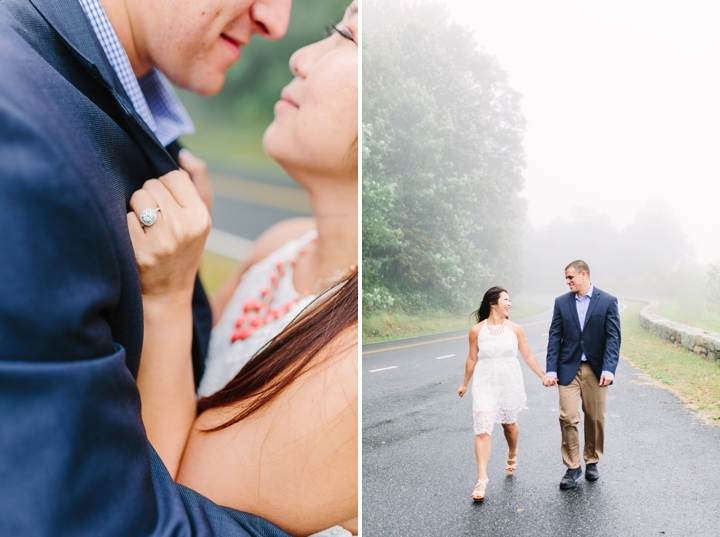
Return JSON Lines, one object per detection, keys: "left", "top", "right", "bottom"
{"left": 558, "top": 362, "right": 607, "bottom": 469}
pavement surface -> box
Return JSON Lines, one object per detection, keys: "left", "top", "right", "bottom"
{"left": 362, "top": 302, "right": 720, "bottom": 537}
{"left": 208, "top": 170, "right": 311, "bottom": 243}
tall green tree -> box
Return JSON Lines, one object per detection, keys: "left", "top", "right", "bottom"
{"left": 363, "top": 0, "right": 527, "bottom": 313}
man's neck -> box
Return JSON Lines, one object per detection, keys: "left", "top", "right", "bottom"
{"left": 576, "top": 283, "right": 592, "bottom": 300}
{"left": 100, "top": 0, "right": 151, "bottom": 77}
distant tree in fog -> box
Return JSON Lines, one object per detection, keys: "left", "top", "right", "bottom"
{"left": 362, "top": 0, "right": 526, "bottom": 313}
{"left": 523, "top": 200, "right": 696, "bottom": 298}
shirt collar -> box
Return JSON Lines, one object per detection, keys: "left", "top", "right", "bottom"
{"left": 77, "top": 0, "right": 194, "bottom": 146}
{"left": 576, "top": 284, "right": 594, "bottom": 301}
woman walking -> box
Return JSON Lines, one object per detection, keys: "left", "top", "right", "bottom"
{"left": 458, "top": 286, "right": 547, "bottom": 501}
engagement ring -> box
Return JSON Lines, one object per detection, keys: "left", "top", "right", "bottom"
{"left": 139, "top": 207, "right": 160, "bottom": 227}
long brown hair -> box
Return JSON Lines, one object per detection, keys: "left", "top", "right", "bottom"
{"left": 472, "top": 286, "right": 508, "bottom": 323}
{"left": 198, "top": 271, "right": 358, "bottom": 432}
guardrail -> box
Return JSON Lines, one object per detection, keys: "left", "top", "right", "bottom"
{"left": 639, "top": 301, "right": 720, "bottom": 362}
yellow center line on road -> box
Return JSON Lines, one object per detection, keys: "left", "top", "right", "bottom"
{"left": 362, "top": 317, "right": 552, "bottom": 355}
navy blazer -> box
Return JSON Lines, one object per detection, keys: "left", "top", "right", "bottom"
{"left": 546, "top": 287, "right": 621, "bottom": 386}
{"left": 0, "top": 0, "right": 285, "bottom": 535}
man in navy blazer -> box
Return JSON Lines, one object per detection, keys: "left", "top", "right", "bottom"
{"left": 545, "top": 260, "right": 621, "bottom": 489}
{"left": 0, "top": 0, "right": 293, "bottom": 535}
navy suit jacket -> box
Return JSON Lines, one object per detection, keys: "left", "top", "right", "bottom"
{"left": 546, "top": 287, "right": 621, "bottom": 386}
{"left": 0, "top": 0, "right": 286, "bottom": 535}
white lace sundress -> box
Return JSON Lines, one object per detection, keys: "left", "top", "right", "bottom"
{"left": 197, "top": 229, "right": 318, "bottom": 398}
{"left": 472, "top": 321, "right": 528, "bottom": 435}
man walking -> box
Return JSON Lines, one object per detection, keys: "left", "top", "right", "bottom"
{"left": 545, "top": 260, "right": 621, "bottom": 489}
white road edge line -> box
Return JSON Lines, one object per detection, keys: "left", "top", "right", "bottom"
{"left": 435, "top": 354, "right": 456, "bottom": 360}
{"left": 369, "top": 366, "right": 398, "bottom": 373}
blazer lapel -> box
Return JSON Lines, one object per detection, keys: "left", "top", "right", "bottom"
{"left": 567, "top": 292, "right": 581, "bottom": 331}
{"left": 26, "top": 0, "right": 178, "bottom": 177}
{"left": 584, "top": 287, "right": 601, "bottom": 327}
{"left": 26, "top": 0, "right": 117, "bottom": 86}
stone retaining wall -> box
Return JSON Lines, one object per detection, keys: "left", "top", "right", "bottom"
{"left": 639, "top": 301, "right": 720, "bottom": 362}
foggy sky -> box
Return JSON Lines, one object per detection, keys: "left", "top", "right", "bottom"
{"left": 443, "top": 0, "right": 720, "bottom": 264}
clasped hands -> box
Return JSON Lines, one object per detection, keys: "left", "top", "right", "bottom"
{"left": 541, "top": 375, "right": 612, "bottom": 387}
{"left": 541, "top": 375, "right": 558, "bottom": 387}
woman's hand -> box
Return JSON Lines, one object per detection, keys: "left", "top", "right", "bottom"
{"left": 542, "top": 375, "right": 558, "bottom": 387}
{"left": 127, "top": 169, "right": 209, "bottom": 478}
{"left": 127, "top": 169, "right": 211, "bottom": 305}
{"left": 458, "top": 384, "right": 468, "bottom": 397}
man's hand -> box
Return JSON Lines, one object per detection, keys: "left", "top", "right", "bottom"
{"left": 542, "top": 375, "right": 558, "bottom": 387}
{"left": 599, "top": 375, "right": 613, "bottom": 387}
{"left": 458, "top": 384, "right": 468, "bottom": 397}
{"left": 179, "top": 149, "right": 213, "bottom": 214}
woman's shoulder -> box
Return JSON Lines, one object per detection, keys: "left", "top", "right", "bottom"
{"left": 469, "top": 322, "right": 484, "bottom": 338}
{"left": 506, "top": 320, "right": 522, "bottom": 331}
{"left": 244, "top": 217, "right": 316, "bottom": 267}
{"left": 506, "top": 320, "right": 524, "bottom": 336}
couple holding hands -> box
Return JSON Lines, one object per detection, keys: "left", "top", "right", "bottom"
{"left": 458, "top": 261, "right": 621, "bottom": 501}
{"left": 0, "top": 0, "right": 357, "bottom": 536}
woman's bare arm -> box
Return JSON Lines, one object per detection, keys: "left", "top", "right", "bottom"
{"left": 509, "top": 323, "right": 547, "bottom": 380}
{"left": 458, "top": 324, "right": 482, "bottom": 397}
{"left": 177, "top": 326, "right": 358, "bottom": 536}
{"left": 128, "top": 171, "right": 211, "bottom": 478}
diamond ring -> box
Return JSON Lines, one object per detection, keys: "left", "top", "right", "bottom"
{"left": 139, "top": 207, "right": 161, "bottom": 227}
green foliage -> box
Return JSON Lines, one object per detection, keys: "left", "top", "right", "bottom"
{"left": 362, "top": 1, "right": 526, "bottom": 314}
{"left": 362, "top": 300, "right": 549, "bottom": 343}
{"left": 621, "top": 299, "right": 720, "bottom": 423}
{"left": 177, "top": 0, "right": 349, "bottom": 171}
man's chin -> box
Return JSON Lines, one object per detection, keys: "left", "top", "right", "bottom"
{"left": 174, "top": 72, "right": 226, "bottom": 97}
{"left": 192, "top": 78, "right": 226, "bottom": 97}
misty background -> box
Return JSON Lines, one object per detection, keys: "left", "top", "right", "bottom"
{"left": 362, "top": 0, "right": 720, "bottom": 324}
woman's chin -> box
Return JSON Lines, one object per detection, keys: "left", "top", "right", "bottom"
{"left": 261, "top": 123, "right": 282, "bottom": 160}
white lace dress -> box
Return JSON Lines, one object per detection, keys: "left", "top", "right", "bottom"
{"left": 197, "top": 230, "right": 318, "bottom": 398}
{"left": 472, "top": 321, "right": 528, "bottom": 435}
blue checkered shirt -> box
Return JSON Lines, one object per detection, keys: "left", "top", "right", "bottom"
{"left": 576, "top": 284, "right": 593, "bottom": 362}
{"left": 78, "top": 0, "right": 194, "bottom": 146}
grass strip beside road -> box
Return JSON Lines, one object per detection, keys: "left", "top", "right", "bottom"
{"left": 621, "top": 299, "right": 720, "bottom": 424}
{"left": 362, "top": 299, "right": 549, "bottom": 344}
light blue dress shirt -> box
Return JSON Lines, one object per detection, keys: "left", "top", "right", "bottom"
{"left": 78, "top": 0, "right": 195, "bottom": 146}
{"left": 577, "top": 284, "right": 593, "bottom": 362}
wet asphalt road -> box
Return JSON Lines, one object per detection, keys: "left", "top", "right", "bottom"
{"left": 212, "top": 195, "right": 305, "bottom": 240}
{"left": 362, "top": 305, "right": 720, "bottom": 537}
{"left": 208, "top": 170, "right": 310, "bottom": 242}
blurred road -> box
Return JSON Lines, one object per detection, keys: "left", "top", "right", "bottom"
{"left": 362, "top": 302, "right": 720, "bottom": 536}
{"left": 205, "top": 170, "right": 311, "bottom": 259}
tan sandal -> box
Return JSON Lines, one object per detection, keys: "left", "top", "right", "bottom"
{"left": 506, "top": 451, "right": 517, "bottom": 474}
{"left": 472, "top": 476, "right": 489, "bottom": 501}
